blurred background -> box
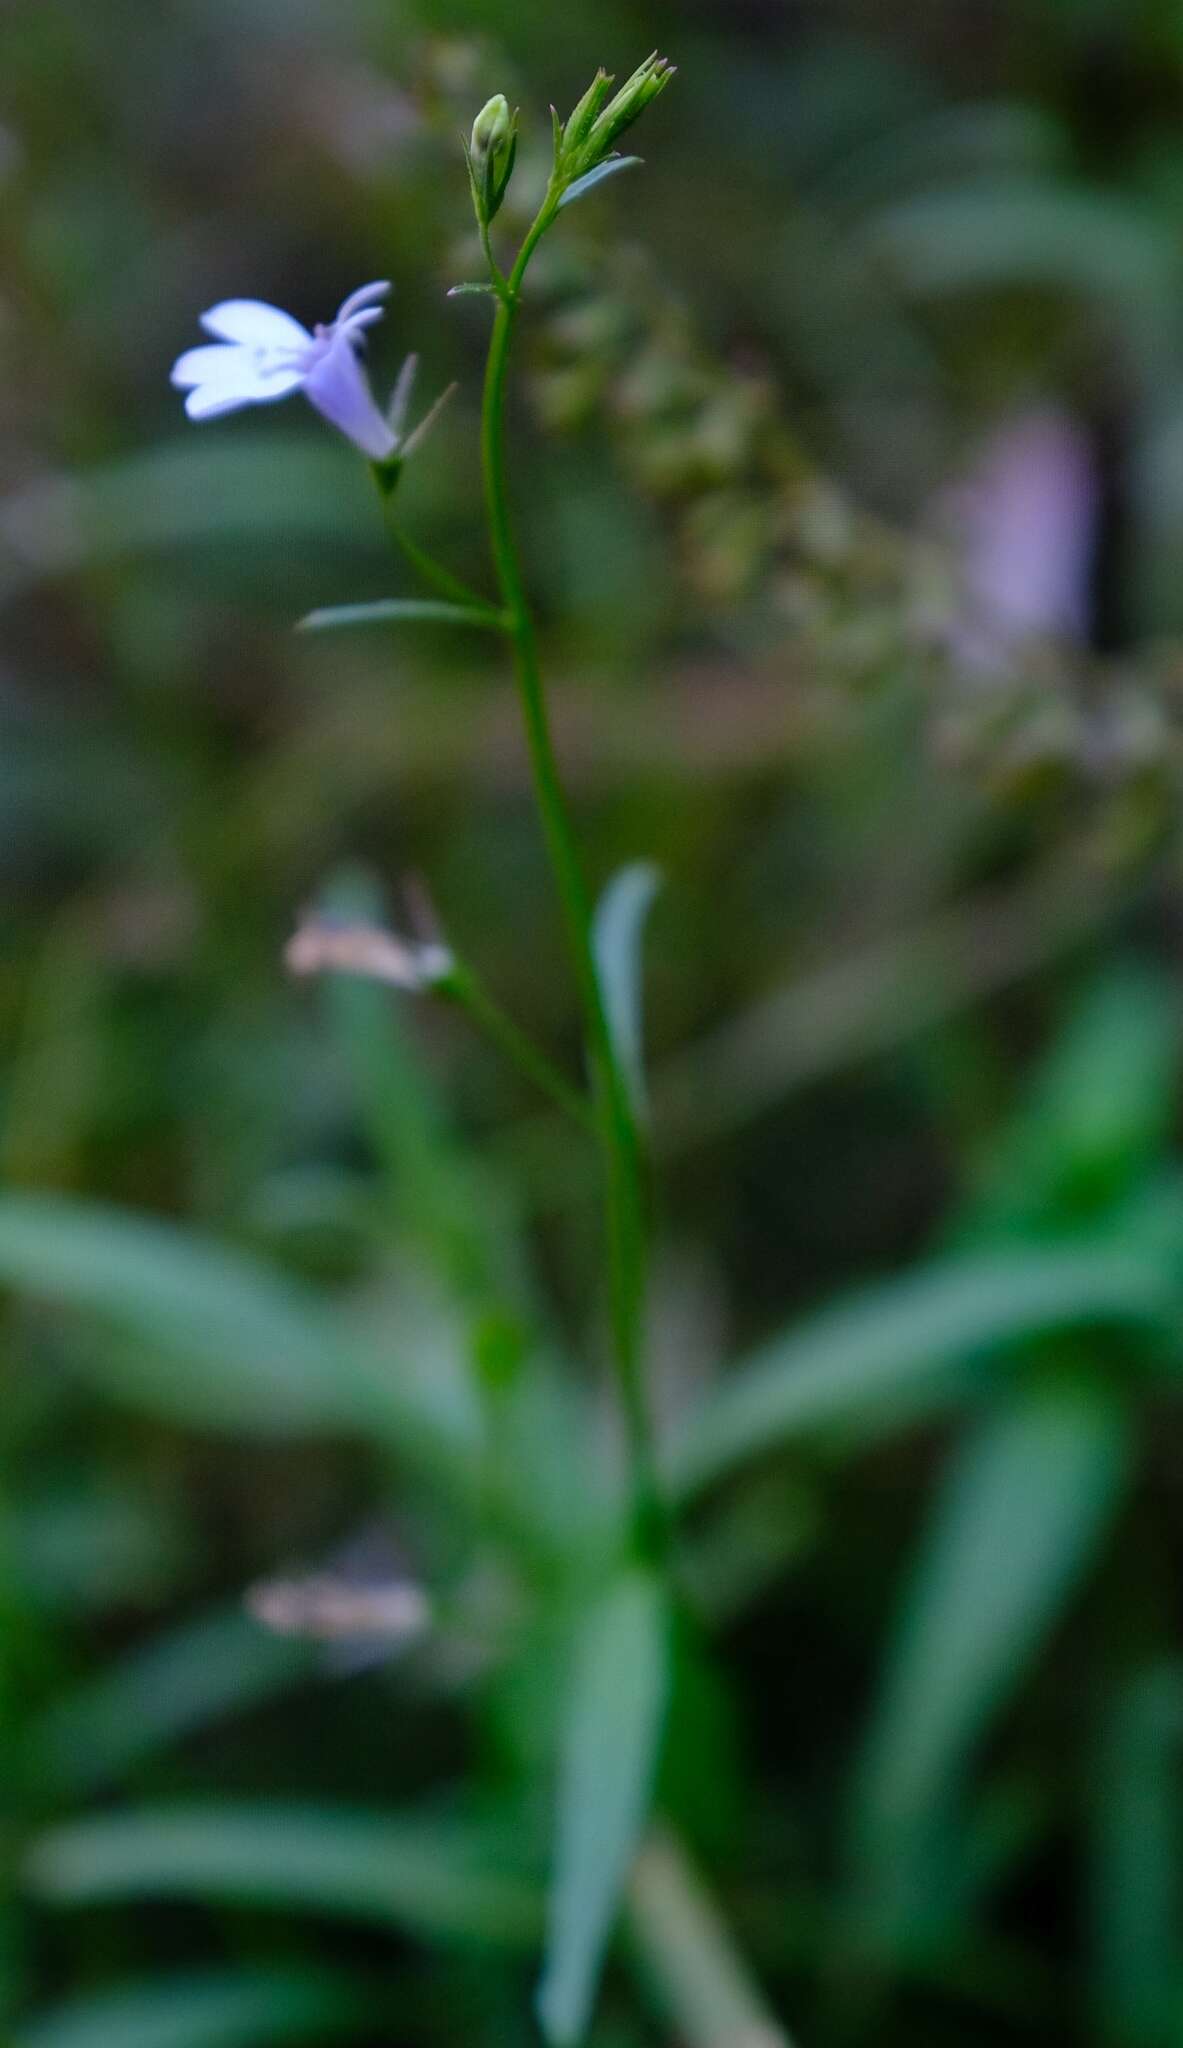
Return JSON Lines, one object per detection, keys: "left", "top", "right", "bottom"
{"left": 7, "top": 1, "right": 1183, "bottom": 2043}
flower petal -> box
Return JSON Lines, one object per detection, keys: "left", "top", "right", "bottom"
{"left": 171, "top": 343, "right": 249, "bottom": 390}
{"left": 301, "top": 327, "right": 396, "bottom": 460}
{"left": 334, "top": 279, "right": 392, "bottom": 324}
{"left": 199, "top": 299, "right": 312, "bottom": 349}
{"left": 182, "top": 365, "right": 307, "bottom": 418}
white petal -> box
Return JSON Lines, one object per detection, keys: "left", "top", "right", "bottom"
{"left": 183, "top": 365, "right": 306, "bottom": 418}
{"left": 199, "top": 298, "right": 312, "bottom": 349}
{"left": 171, "top": 342, "right": 249, "bottom": 390}
{"left": 334, "top": 279, "right": 392, "bottom": 324}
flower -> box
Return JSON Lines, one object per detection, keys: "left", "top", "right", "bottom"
{"left": 170, "top": 281, "right": 397, "bottom": 460}
{"left": 284, "top": 910, "right": 454, "bottom": 992}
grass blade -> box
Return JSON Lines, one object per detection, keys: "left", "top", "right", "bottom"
{"left": 668, "top": 1244, "right": 1171, "bottom": 1498}
{"left": 26, "top": 1804, "right": 541, "bottom": 1947}
{"left": 537, "top": 1570, "right": 671, "bottom": 2045}
{"left": 0, "top": 1191, "right": 475, "bottom": 1468}
{"left": 848, "top": 1382, "right": 1131, "bottom": 1945}
{"left": 627, "top": 1825, "right": 794, "bottom": 2048}
{"left": 13, "top": 1966, "right": 381, "bottom": 2048}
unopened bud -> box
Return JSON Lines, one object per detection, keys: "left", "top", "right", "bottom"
{"left": 470, "top": 93, "right": 510, "bottom": 162}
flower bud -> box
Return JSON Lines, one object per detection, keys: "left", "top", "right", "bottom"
{"left": 470, "top": 93, "right": 511, "bottom": 162}
{"left": 466, "top": 93, "right": 518, "bottom": 227}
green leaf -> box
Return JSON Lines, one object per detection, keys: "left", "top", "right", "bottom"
{"left": 298, "top": 599, "right": 505, "bottom": 633}
{"left": 963, "top": 962, "right": 1178, "bottom": 1235}
{"left": 537, "top": 1570, "right": 671, "bottom": 2046}
{"left": 0, "top": 1192, "right": 475, "bottom": 1470}
{"left": 26, "top": 1804, "right": 542, "bottom": 1947}
{"left": 27, "top": 1602, "right": 315, "bottom": 1798}
{"left": 849, "top": 1383, "right": 1131, "bottom": 1936}
{"left": 0, "top": 439, "right": 372, "bottom": 602}
{"left": 869, "top": 180, "right": 1174, "bottom": 332}
{"left": 13, "top": 1966, "right": 381, "bottom": 2048}
{"left": 593, "top": 863, "right": 661, "bottom": 1120}
{"left": 627, "top": 1827, "right": 794, "bottom": 2048}
{"left": 667, "top": 1243, "right": 1173, "bottom": 1499}
{"left": 446, "top": 282, "right": 498, "bottom": 298}
{"left": 558, "top": 157, "right": 643, "bottom": 209}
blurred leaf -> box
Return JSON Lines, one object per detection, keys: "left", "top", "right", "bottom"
{"left": 27, "top": 1602, "right": 316, "bottom": 1799}
{"left": 964, "top": 964, "right": 1178, "bottom": 1236}
{"left": 627, "top": 1826, "right": 793, "bottom": 2048}
{"left": 27, "top": 1804, "right": 541, "bottom": 1946}
{"left": 558, "top": 158, "right": 644, "bottom": 208}
{"left": 869, "top": 180, "right": 1175, "bottom": 339}
{"left": 593, "top": 863, "right": 661, "bottom": 1120}
{"left": 13, "top": 1966, "right": 381, "bottom": 2048}
{"left": 537, "top": 1569, "right": 671, "bottom": 2045}
{"left": 1091, "top": 1664, "right": 1183, "bottom": 2047}
{"left": 668, "top": 1244, "right": 1171, "bottom": 1499}
{"left": 0, "top": 1192, "right": 476, "bottom": 1469}
{"left": 849, "top": 1382, "right": 1131, "bottom": 1938}
{"left": 0, "top": 439, "right": 372, "bottom": 601}
{"left": 299, "top": 600, "right": 504, "bottom": 633}
{"left": 822, "top": 100, "right": 1069, "bottom": 213}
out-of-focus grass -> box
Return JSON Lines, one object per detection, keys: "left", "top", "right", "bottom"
{"left": 6, "top": 4, "right": 1183, "bottom": 2046}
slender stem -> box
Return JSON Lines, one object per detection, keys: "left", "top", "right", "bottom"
{"left": 371, "top": 472, "right": 498, "bottom": 614}
{"left": 479, "top": 204, "right": 664, "bottom": 1557}
{"left": 443, "top": 961, "right": 596, "bottom": 1133}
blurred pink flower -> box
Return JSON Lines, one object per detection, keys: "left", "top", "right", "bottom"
{"left": 942, "top": 408, "right": 1099, "bottom": 669}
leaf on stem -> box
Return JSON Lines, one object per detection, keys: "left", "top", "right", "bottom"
{"left": 558, "top": 157, "right": 644, "bottom": 209}
{"left": 446, "top": 282, "right": 499, "bottom": 299}
{"left": 27, "top": 1803, "right": 542, "bottom": 1947}
{"left": 847, "top": 1381, "right": 1131, "bottom": 1949}
{"left": 592, "top": 862, "right": 662, "bottom": 1121}
{"left": 537, "top": 1570, "right": 671, "bottom": 2045}
{"left": 298, "top": 599, "right": 506, "bottom": 634}
{"left": 12, "top": 1964, "right": 385, "bottom": 2048}
{"left": 667, "top": 1241, "right": 1174, "bottom": 1499}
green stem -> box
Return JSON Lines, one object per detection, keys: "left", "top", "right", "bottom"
{"left": 371, "top": 472, "right": 496, "bottom": 613}
{"left": 479, "top": 203, "right": 664, "bottom": 1557}
{"left": 443, "top": 962, "right": 596, "bottom": 1133}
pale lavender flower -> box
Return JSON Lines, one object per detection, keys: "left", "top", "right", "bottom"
{"left": 940, "top": 408, "right": 1099, "bottom": 672}
{"left": 170, "top": 281, "right": 397, "bottom": 460}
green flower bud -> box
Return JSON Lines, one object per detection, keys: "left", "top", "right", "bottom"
{"left": 583, "top": 52, "right": 674, "bottom": 161}
{"left": 470, "top": 93, "right": 511, "bottom": 162}
{"left": 465, "top": 93, "right": 518, "bottom": 228}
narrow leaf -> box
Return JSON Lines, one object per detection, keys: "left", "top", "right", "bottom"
{"left": 27, "top": 1804, "right": 542, "bottom": 1947}
{"left": 593, "top": 863, "right": 661, "bottom": 1119}
{"left": 849, "top": 1383, "right": 1131, "bottom": 1934}
{"left": 0, "top": 1192, "right": 477, "bottom": 1473}
{"left": 558, "top": 157, "right": 643, "bottom": 209}
{"left": 28, "top": 1602, "right": 315, "bottom": 1798}
{"left": 446, "top": 282, "right": 498, "bottom": 298}
{"left": 13, "top": 1966, "right": 381, "bottom": 2048}
{"left": 299, "top": 600, "right": 504, "bottom": 633}
{"left": 537, "top": 1570, "right": 670, "bottom": 2045}
{"left": 627, "top": 1826, "right": 794, "bottom": 2048}
{"left": 668, "top": 1243, "right": 1173, "bottom": 1499}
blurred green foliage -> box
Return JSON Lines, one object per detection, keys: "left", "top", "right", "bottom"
{"left": 6, "top": 2, "right": 1183, "bottom": 2045}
